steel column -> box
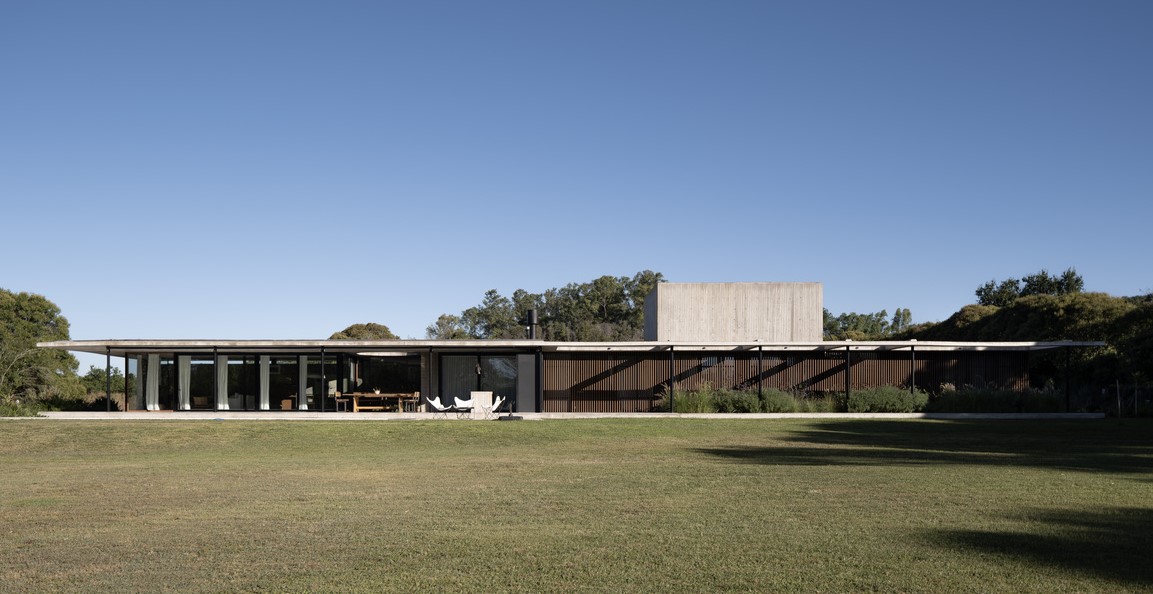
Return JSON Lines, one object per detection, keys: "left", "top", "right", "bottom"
{"left": 757, "top": 346, "right": 763, "bottom": 399}
{"left": 844, "top": 345, "right": 851, "bottom": 401}
{"left": 1065, "top": 346, "right": 1071, "bottom": 411}
{"left": 910, "top": 345, "right": 916, "bottom": 394}
{"left": 213, "top": 347, "right": 219, "bottom": 412}
{"left": 105, "top": 347, "right": 112, "bottom": 412}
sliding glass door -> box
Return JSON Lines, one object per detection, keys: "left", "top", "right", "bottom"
{"left": 440, "top": 355, "right": 517, "bottom": 403}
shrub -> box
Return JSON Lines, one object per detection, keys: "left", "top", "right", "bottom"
{"left": 847, "top": 386, "right": 928, "bottom": 413}
{"left": 759, "top": 389, "right": 796, "bottom": 413}
{"left": 713, "top": 389, "right": 761, "bottom": 413}
{"left": 672, "top": 389, "right": 715, "bottom": 413}
{"left": 33, "top": 394, "right": 122, "bottom": 412}
{"left": 0, "top": 397, "right": 40, "bottom": 417}
{"left": 795, "top": 394, "right": 840, "bottom": 413}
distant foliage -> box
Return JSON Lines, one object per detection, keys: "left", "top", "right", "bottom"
{"left": 80, "top": 365, "right": 125, "bottom": 395}
{"left": 823, "top": 307, "right": 912, "bottom": 340}
{"left": 329, "top": 323, "right": 398, "bottom": 340}
{"left": 975, "top": 267, "right": 1084, "bottom": 306}
{"left": 427, "top": 270, "right": 664, "bottom": 341}
{"left": 906, "top": 290, "right": 1141, "bottom": 386}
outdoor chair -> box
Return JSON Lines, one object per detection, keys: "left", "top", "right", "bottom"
{"left": 426, "top": 396, "right": 451, "bottom": 419}
{"left": 482, "top": 395, "right": 505, "bottom": 419}
{"left": 453, "top": 396, "right": 474, "bottom": 419}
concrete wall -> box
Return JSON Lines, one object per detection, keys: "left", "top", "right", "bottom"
{"left": 643, "top": 282, "right": 823, "bottom": 342}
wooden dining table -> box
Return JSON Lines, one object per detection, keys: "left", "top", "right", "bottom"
{"left": 346, "top": 392, "right": 419, "bottom": 412}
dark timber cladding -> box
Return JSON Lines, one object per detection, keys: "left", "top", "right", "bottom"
{"left": 542, "top": 350, "right": 1031, "bottom": 413}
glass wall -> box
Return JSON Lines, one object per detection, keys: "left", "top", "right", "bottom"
{"left": 357, "top": 355, "right": 421, "bottom": 395}
{"left": 157, "top": 356, "right": 176, "bottom": 410}
{"left": 125, "top": 356, "right": 139, "bottom": 411}
{"left": 306, "top": 355, "right": 339, "bottom": 410}
{"left": 227, "top": 356, "right": 259, "bottom": 410}
{"left": 268, "top": 357, "right": 300, "bottom": 410}
{"left": 441, "top": 355, "right": 516, "bottom": 403}
{"left": 185, "top": 356, "right": 216, "bottom": 410}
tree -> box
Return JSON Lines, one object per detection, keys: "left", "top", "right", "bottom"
{"left": 976, "top": 267, "right": 1084, "bottom": 306}
{"left": 80, "top": 365, "right": 125, "bottom": 395}
{"left": 975, "top": 279, "right": 1022, "bottom": 307}
{"left": 329, "top": 323, "right": 398, "bottom": 340}
{"left": 823, "top": 307, "right": 912, "bottom": 340}
{"left": 430, "top": 270, "right": 665, "bottom": 341}
{"left": 0, "top": 288, "right": 81, "bottom": 401}
{"left": 425, "top": 314, "right": 469, "bottom": 340}
{"left": 890, "top": 308, "right": 912, "bottom": 334}
{"left": 460, "top": 290, "right": 519, "bottom": 339}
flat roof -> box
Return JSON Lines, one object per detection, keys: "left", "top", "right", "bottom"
{"left": 38, "top": 338, "right": 1106, "bottom": 358}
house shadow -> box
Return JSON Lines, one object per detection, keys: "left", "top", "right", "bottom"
{"left": 922, "top": 507, "right": 1153, "bottom": 587}
{"left": 693, "top": 419, "right": 1153, "bottom": 474}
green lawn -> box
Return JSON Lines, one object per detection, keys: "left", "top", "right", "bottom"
{"left": 1, "top": 419, "right": 1150, "bottom": 593}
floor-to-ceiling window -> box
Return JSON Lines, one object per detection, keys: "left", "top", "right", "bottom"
{"left": 226, "top": 356, "right": 259, "bottom": 410}
{"left": 268, "top": 357, "right": 300, "bottom": 410}
{"left": 357, "top": 354, "right": 420, "bottom": 394}
{"left": 305, "top": 355, "right": 339, "bottom": 410}
{"left": 125, "top": 355, "right": 140, "bottom": 411}
{"left": 440, "top": 354, "right": 517, "bottom": 403}
{"left": 185, "top": 356, "right": 216, "bottom": 410}
{"left": 159, "top": 357, "right": 176, "bottom": 410}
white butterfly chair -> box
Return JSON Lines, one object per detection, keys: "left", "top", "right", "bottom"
{"left": 426, "top": 396, "right": 451, "bottom": 419}
{"left": 482, "top": 395, "right": 505, "bottom": 419}
{"left": 453, "top": 396, "right": 474, "bottom": 419}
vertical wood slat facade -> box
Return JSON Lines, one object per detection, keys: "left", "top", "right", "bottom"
{"left": 542, "top": 350, "right": 1030, "bottom": 413}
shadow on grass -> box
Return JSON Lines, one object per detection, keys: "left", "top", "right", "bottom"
{"left": 924, "top": 507, "right": 1153, "bottom": 587}
{"left": 695, "top": 419, "right": 1153, "bottom": 473}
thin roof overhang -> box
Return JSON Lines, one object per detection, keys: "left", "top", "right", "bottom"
{"left": 37, "top": 338, "right": 1107, "bottom": 359}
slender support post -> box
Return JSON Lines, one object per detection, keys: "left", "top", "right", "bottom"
{"left": 910, "top": 345, "right": 916, "bottom": 394}
{"left": 844, "top": 345, "right": 851, "bottom": 401}
{"left": 757, "top": 346, "right": 763, "bottom": 400}
{"left": 106, "top": 347, "right": 112, "bottom": 412}
{"left": 668, "top": 346, "right": 675, "bottom": 412}
{"left": 535, "top": 347, "right": 543, "bottom": 414}
{"left": 1065, "top": 346, "right": 1071, "bottom": 412}
{"left": 320, "top": 347, "right": 327, "bottom": 413}
{"left": 213, "top": 347, "right": 219, "bottom": 412}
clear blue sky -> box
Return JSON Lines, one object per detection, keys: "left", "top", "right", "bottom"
{"left": 3, "top": 1, "right": 1150, "bottom": 370}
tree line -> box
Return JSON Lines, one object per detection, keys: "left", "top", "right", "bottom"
{"left": 423, "top": 270, "right": 664, "bottom": 341}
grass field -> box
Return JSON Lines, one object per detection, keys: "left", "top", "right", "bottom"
{"left": 1, "top": 418, "right": 1150, "bottom": 593}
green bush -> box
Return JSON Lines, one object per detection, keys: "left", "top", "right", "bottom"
{"left": 672, "top": 389, "right": 715, "bottom": 413}
{"left": 847, "top": 386, "right": 928, "bottom": 413}
{"left": 759, "top": 389, "right": 796, "bottom": 413}
{"left": 0, "top": 400, "right": 40, "bottom": 417}
{"left": 713, "top": 389, "right": 761, "bottom": 413}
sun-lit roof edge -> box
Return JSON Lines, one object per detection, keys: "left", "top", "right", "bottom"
{"left": 38, "top": 338, "right": 1107, "bottom": 357}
